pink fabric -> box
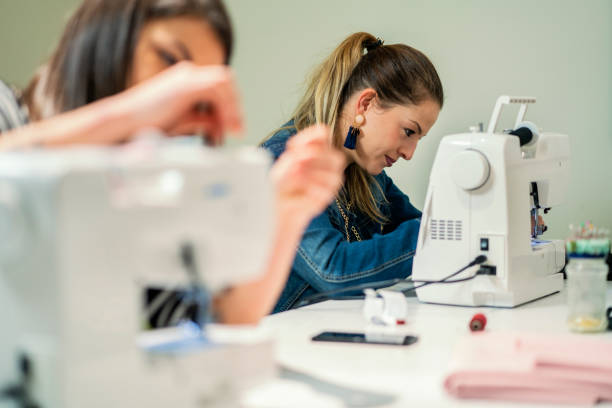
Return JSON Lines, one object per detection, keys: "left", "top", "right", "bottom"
{"left": 444, "top": 332, "right": 612, "bottom": 405}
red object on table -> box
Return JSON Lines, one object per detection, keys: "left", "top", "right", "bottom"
{"left": 469, "top": 313, "right": 487, "bottom": 331}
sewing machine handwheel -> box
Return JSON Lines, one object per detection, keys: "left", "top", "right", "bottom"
{"left": 450, "top": 150, "right": 490, "bottom": 191}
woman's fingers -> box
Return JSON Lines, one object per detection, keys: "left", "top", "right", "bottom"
{"left": 164, "top": 105, "right": 216, "bottom": 141}
{"left": 124, "top": 62, "right": 244, "bottom": 143}
{"left": 274, "top": 139, "right": 343, "bottom": 191}
{"left": 286, "top": 124, "right": 331, "bottom": 150}
{"left": 272, "top": 124, "right": 345, "bottom": 219}
{"left": 277, "top": 150, "right": 344, "bottom": 182}
{"left": 188, "top": 65, "right": 243, "bottom": 137}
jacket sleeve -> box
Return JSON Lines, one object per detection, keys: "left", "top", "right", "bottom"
{"left": 380, "top": 171, "right": 422, "bottom": 224}
{"left": 292, "top": 208, "right": 421, "bottom": 294}
{"left": 0, "top": 80, "right": 28, "bottom": 133}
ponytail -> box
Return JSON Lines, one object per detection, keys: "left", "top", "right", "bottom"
{"left": 271, "top": 32, "right": 443, "bottom": 224}
{"left": 293, "top": 32, "right": 376, "bottom": 138}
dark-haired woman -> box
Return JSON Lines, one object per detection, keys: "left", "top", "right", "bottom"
{"left": 0, "top": 0, "right": 345, "bottom": 324}
{"left": 1, "top": 0, "right": 240, "bottom": 147}
{"left": 262, "top": 32, "right": 443, "bottom": 312}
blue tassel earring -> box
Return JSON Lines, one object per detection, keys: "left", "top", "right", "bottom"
{"left": 343, "top": 114, "right": 364, "bottom": 150}
{"left": 344, "top": 127, "right": 359, "bottom": 149}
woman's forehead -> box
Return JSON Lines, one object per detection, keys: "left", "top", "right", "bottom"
{"left": 140, "top": 16, "right": 226, "bottom": 65}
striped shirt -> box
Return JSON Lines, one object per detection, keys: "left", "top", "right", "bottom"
{"left": 0, "top": 80, "right": 29, "bottom": 134}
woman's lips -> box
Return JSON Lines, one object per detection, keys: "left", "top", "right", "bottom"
{"left": 385, "top": 155, "right": 395, "bottom": 167}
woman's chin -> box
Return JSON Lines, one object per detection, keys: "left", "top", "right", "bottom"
{"left": 367, "top": 165, "right": 384, "bottom": 176}
{"left": 352, "top": 159, "right": 383, "bottom": 175}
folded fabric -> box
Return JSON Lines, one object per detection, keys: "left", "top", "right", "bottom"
{"left": 444, "top": 331, "right": 612, "bottom": 405}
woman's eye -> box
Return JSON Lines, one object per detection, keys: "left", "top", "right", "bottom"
{"left": 404, "top": 128, "right": 415, "bottom": 137}
{"left": 156, "top": 49, "right": 179, "bottom": 66}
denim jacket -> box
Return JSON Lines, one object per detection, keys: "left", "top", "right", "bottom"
{"left": 262, "top": 121, "right": 422, "bottom": 313}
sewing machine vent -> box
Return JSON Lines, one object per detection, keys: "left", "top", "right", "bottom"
{"left": 430, "top": 219, "right": 463, "bottom": 241}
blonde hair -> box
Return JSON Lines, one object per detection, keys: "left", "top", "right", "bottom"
{"left": 273, "top": 32, "right": 443, "bottom": 224}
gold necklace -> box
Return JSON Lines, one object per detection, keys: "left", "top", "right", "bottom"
{"left": 335, "top": 199, "right": 362, "bottom": 242}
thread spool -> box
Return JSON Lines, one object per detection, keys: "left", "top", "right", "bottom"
{"left": 469, "top": 313, "right": 487, "bottom": 331}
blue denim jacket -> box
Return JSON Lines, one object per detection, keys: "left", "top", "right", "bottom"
{"left": 262, "top": 121, "right": 422, "bottom": 313}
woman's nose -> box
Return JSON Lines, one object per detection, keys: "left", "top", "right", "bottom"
{"left": 399, "top": 143, "right": 417, "bottom": 161}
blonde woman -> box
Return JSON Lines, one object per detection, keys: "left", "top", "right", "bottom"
{"left": 262, "top": 32, "right": 443, "bottom": 312}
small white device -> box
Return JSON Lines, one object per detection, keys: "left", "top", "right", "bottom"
{"left": 413, "top": 96, "right": 569, "bottom": 307}
{"left": 363, "top": 289, "right": 409, "bottom": 344}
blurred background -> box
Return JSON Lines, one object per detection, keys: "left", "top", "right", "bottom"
{"left": 1, "top": 0, "right": 610, "bottom": 238}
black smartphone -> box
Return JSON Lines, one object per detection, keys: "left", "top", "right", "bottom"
{"left": 311, "top": 331, "right": 418, "bottom": 346}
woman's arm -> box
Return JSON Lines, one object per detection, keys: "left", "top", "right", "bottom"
{"left": 292, "top": 212, "right": 421, "bottom": 294}
{"left": 0, "top": 94, "right": 138, "bottom": 150}
{"left": 213, "top": 125, "right": 345, "bottom": 324}
{"left": 0, "top": 62, "right": 242, "bottom": 151}
{"left": 282, "top": 172, "right": 421, "bottom": 295}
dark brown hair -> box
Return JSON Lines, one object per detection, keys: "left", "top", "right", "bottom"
{"left": 290, "top": 32, "right": 443, "bottom": 223}
{"left": 25, "top": 0, "right": 232, "bottom": 119}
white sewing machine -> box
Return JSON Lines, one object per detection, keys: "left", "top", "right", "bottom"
{"left": 413, "top": 96, "right": 569, "bottom": 307}
{"left": 0, "top": 140, "right": 276, "bottom": 407}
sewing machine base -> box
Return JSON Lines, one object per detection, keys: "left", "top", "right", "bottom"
{"left": 416, "top": 288, "right": 561, "bottom": 309}
{"left": 415, "top": 273, "right": 563, "bottom": 308}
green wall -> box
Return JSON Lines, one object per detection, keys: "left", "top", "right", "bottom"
{"left": 0, "top": 0, "right": 80, "bottom": 86}
{"left": 1, "top": 0, "right": 610, "bottom": 239}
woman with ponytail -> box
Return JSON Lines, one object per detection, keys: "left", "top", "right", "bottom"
{"left": 262, "top": 32, "right": 443, "bottom": 312}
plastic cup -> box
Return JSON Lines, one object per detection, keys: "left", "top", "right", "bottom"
{"left": 566, "top": 257, "right": 608, "bottom": 333}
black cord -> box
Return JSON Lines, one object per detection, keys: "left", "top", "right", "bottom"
{"left": 297, "top": 278, "right": 404, "bottom": 306}
{"left": 411, "top": 275, "right": 484, "bottom": 284}
{"left": 180, "top": 242, "right": 210, "bottom": 328}
{"left": 295, "top": 255, "right": 488, "bottom": 308}
{"left": 409, "top": 254, "right": 488, "bottom": 285}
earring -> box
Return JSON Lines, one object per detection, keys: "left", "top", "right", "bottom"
{"left": 344, "top": 114, "right": 364, "bottom": 150}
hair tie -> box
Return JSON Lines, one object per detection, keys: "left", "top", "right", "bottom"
{"left": 364, "top": 38, "right": 384, "bottom": 52}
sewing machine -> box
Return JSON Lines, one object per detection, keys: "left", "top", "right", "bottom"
{"left": 413, "top": 96, "right": 570, "bottom": 307}
{"left": 0, "top": 140, "right": 276, "bottom": 407}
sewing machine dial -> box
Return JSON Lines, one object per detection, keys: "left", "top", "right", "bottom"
{"left": 450, "top": 149, "right": 490, "bottom": 191}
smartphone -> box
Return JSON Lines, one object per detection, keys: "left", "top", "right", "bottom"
{"left": 311, "top": 331, "right": 418, "bottom": 346}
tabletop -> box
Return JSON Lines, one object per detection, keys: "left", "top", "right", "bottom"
{"left": 243, "top": 283, "right": 612, "bottom": 408}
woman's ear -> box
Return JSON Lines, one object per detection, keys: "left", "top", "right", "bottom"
{"left": 355, "top": 88, "right": 378, "bottom": 115}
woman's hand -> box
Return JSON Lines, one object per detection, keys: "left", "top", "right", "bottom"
{"left": 270, "top": 125, "right": 345, "bottom": 229}
{"left": 116, "top": 61, "right": 243, "bottom": 145}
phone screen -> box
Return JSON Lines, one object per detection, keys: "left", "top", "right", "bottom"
{"left": 311, "top": 331, "right": 418, "bottom": 346}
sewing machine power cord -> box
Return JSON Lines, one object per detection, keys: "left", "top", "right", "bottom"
{"left": 295, "top": 255, "right": 489, "bottom": 308}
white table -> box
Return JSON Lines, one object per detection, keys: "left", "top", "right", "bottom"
{"left": 245, "top": 283, "right": 612, "bottom": 408}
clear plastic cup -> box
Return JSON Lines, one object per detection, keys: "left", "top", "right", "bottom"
{"left": 566, "top": 257, "right": 609, "bottom": 333}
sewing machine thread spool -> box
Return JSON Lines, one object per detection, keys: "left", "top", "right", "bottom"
{"left": 509, "top": 127, "right": 534, "bottom": 146}
{"left": 510, "top": 121, "right": 540, "bottom": 161}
